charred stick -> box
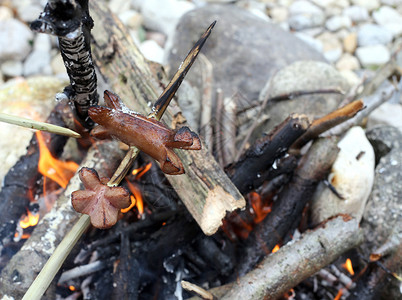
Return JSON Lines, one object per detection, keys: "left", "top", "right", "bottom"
{"left": 237, "top": 137, "right": 339, "bottom": 276}
{"left": 31, "top": 0, "right": 98, "bottom": 127}
{"left": 268, "top": 87, "right": 344, "bottom": 102}
{"left": 181, "top": 280, "right": 215, "bottom": 300}
{"left": 215, "top": 88, "right": 224, "bottom": 167}
{"left": 291, "top": 99, "right": 364, "bottom": 150}
{"left": 227, "top": 114, "right": 310, "bottom": 194}
{"left": 222, "top": 96, "right": 237, "bottom": 166}
{"left": 58, "top": 260, "right": 106, "bottom": 284}
{"left": 199, "top": 54, "right": 214, "bottom": 150}
{"left": 220, "top": 217, "right": 362, "bottom": 300}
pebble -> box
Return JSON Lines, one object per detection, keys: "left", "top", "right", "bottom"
{"left": 357, "top": 24, "right": 393, "bottom": 47}
{"left": 269, "top": 6, "right": 288, "bottom": 23}
{"left": 16, "top": 4, "right": 42, "bottom": 23}
{"left": 325, "top": 15, "right": 351, "bottom": 32}
{"left": 343, "top": 32, "right": 358, "bottom": 53}
{"left": 373, "top": 6, "right": 402, "bottom": 37}
{"left": 335, "top": 53, "right": 360, "bottom": 71}
{"left": 23, "top": 49, "right": 52, "bottom": 76}
{"left": 356, "top": 44, "right": 391, "bottom": 67}
{"left": 0, "top": 6, "right": 13, "bottom": 21}
{"left": 294, "top": 32, "right": 323, "bottom": 53}
{"left": 367, "top": 102, "right": 402, "bottom": 133}
{"left": 288, "top": 0, "right": 325, "bottom": 30}
{"left": 118, "top": 10, "right": 143, "bottom": 29}
{"left": 140, "top": 0, "right": 195, "bottom": 37}
{"left": 343, "top": 6, "right": 369, "bottom": 23}
{"left": 0, "top": 19, "right": 33, "bottom": 61}
{"left": 139, "top": 40, "right": 165, "bottom": 64}
{"left": 351, "top": 0, "right": 380, "bottom": 11}
{"left": 1, "top": 60, "right": 23, "bottom": 77}
{"left": 316, "top": 31, "right": 343, "bottom": 62}
{"left": 108, "top": 0, "right": 131, "bottom": 15}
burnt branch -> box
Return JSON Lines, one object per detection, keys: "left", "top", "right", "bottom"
{"left": 291, "top": 99, "right": 364, "bottom": 150}
{"left": 31, "top": 0, "right": 98, "bottom": 127}
{"left": 237, "top": 136, "right": 340, "bottom": 276}
{"left": 227, "top": 114, "right": 310, "bottom": 194}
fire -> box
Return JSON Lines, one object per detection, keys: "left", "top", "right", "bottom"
{"left": 342, "top": 258, "right": 355, "bottom": 276}
{"left": 69, "top": 285, "right": 76, "bottom": 291}
{"left": 36, "top": 131, "right": 79, "bottom": 189}
{"left": 249, "top": 191, "right": 272, "bottom": 224}
{"left": 334, "top": 288, "right": 343, "bottom": 300}
{"left": 20, "top": 210, "right": 40, "bottom": 229}
{"left": 132, "top": 162, "right": 152, "bottom": 179}
{"left": 122, "top": 181, "right": 144, "bottom": 216}
{"left": 272, "top": 244, "right": 280, "bottom": 253}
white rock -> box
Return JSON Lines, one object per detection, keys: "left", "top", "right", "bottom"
{"left": 0, "top": 6, "right": 13, "bottom": 21}
{"left": 351, "top": 0, "right": 380, "bottom": 11}
{"left": 335, "top": 53, "right": 360, "bottom": 71}
{"left": 381, "top": 0, "right": 402, "bottom": 5}
{"left": 288, "top": 0, "right": 325, "bottom": 30}
{"left": 140, "top": 0, "right": 195, "bottom": 37}
{"left": 367, "top": 102, "right": 402, "bottom": 133}
{"left": 139, "top": 40, "right": 165, "bottom": 64}
{"left": 17, "top": 4, "right": 42, "bottom": 23}
{"left": 23, "top": 50, "right": 52, "bottom": 76}
{"left": 269, "top": 6, "right": 288, "bottom": 23}
{"left": 373, "top": 6, "right": 402, "bottom": 37}
{"left": 1, "top": 60, "right": 23, "bottom": 77}
{"left": 109, "top": 0, "right": 131, "bottom": 15}
{"left": 356, "top": 44, "right": 391, "bottom": 67}
{"left": 0, "top": 19, "right": 33, "bottom": 61}
{"left": 357, "top": 24, "right": 393, "bottom": 46}
{"left": 339, "top": 70, "right": 361, "bottom": 86}
{"left": 343, "top": 6, "right": 369, "bottom": 23}
{"left": 118, "top": 10, "right": 143, "bottom": 29}
{"left": 311, "top": 126, "right": 375, "bottom": 225}
{"left": 325, "top": 15, "right": 352, "bottom": 32}
{"left": 316, "top": 32, "right": 343, "bottom": 62}
{"left": 294, "top": 32, "right": 323, "bottom": 53}
{"left": 51, "top": 54, "right": 67, "bottom": 76}
{"left": 33, "top": 33, "right": 52, "bottom": 52}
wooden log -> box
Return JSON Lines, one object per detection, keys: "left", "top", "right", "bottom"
{"left": 220, "top": 216, "right": 363, "bottom": 300}
{"left": 237, "top": 136, "right": 340, "bottom": 276}
{"left": 0, "top": 140, "right": 125, "bottom": 299}
{"left": 89, "top": 1, "right": 245, "bottom": 235}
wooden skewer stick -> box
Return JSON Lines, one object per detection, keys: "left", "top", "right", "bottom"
{"left": 0, "top": 112, "right": 82, "bottom": 138}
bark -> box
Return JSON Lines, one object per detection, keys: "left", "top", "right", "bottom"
{"left": 89, "top": 1, "right": 245, "bottom": 235}
{"left": 220, "top": 217, "right": 363, "bottom": 300}
{"left": 0, "top": 140, "right": 125, "bottom": 299}
{"left": 226, "top": 114, "right": 310, "bottom": 195}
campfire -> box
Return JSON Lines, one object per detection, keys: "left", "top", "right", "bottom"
{"left": 0, "top": 1, "right": 401, "bottom": 300}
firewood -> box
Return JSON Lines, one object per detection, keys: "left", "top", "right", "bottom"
{"left": 237, "top": 136, "right": 340, "bottom": 276}
{"left": 226, "top": 114, "right": 310, "bottom": 194}
{"left": 0, "top": 102, "right": 70, "bottom": 252}
{"left": 190, "top": 216, "right": 363, "bottom": 300}
{"left": 0, "top": 141, "right": 125, "bottom": 299}
{"left": 89, "top": 1, "right": 245, "bottom": 235}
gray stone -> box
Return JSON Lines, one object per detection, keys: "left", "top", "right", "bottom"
{"left": 357, "top": 24, "right": 393, "bottom": 47}
{"left": 259, "top": 61, "right": 350, "bottom": 134}
{"left": 0, "top": 19, "right": 33, "bottom": 61}
{"left": 288, "top": 0, "right": 325, "bottom": 30}
{"left": 356, "top": 45, "right": 391, "bottom": 67}
{"left": 363, "top": 126, "right": 402, "bottom": 252}
{"left": 373, "top": 6, "right": 402, "bottom": 37}
{"left": 166, "top": 5, "right": 325, "bottom": 112}
{"left": 294, "top": 32, "right": 323, "bottom": 53}
{"left": 367, "top": 102, "right": 402, "bottom": 133}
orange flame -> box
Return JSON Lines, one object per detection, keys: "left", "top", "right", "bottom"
{"left": 36, "top": 132, "right": 79, "bottom": 189}
{"left": 122, "top": 181, "right": 144, "bottom": 216}
{"left": 249, "top": 191, "right": 271, "bottom": 224}
{"left": 132, "top": 162, "right": 152, "bottom": 179}
{"left": 69, "top": 285, "right": 76, "bottom": 291}
{"left": 342, "top": 258, "right": 355, "bottom": 276}
{"left": 19, "top": 210, "right": 39, "bottom": 229}
{"left": 334, "top": 288, "right": 343, "bottom": 300}
{"left": 272, "top": 244, "right": 280, "bottom": 253}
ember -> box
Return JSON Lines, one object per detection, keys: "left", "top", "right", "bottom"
{"left": 19, "top": 210, "right": 39, "bottom": 229}
{"left": 342, "top": 258, "right": 355, "bottom": 276}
